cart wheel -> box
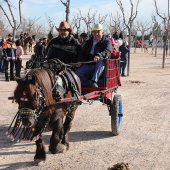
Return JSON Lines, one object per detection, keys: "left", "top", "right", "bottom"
{"left": 110, "top": 94, "right": 123, "bottom": 136}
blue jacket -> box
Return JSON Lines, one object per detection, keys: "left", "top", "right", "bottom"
{"left": 77, "top": 35, "right": 112, "bottom": 62}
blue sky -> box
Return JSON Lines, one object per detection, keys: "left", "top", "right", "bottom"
{"left": 1, "top": 0, "right": 167, "bottom": 29}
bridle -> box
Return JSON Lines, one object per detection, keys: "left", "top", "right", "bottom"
{"left": 6, "top": 76, "right": 50, "bottom": 142}
{"left": 18, "top": 86, "right": 45, "bottom": 125}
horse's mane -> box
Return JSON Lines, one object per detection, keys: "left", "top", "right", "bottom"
{"left": 14, "top": 68, "right": 55, "bottom": 115}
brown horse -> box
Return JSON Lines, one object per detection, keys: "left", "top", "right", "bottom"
{"left": 23, "top": 35, "right": 36, "bottom": 55}
{"left": 7, "top": 59, "right": 81, "bottom": 165}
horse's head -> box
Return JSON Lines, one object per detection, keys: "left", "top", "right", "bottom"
{"left": 14, "top": 68, "right": 55, "bottom": 128}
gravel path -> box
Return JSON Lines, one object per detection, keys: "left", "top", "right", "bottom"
{"left": 0, "top": 48, "right": 170, "bottom": 170}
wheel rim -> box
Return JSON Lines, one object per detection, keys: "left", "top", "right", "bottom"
{"left": 117, "top": 99, "right": 122, "bottom": 131}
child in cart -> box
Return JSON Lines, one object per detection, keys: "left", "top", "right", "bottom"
{"left": 109, "top": 38, "right": 121, "bottom": 59}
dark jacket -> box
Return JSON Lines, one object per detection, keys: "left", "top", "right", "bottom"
{"left": 77, "top": 35, "right": 112, "bottom": 62}
{"left": 112, "top": 32, "right": 119, "bottom": 40}
{"left": 3, "top": 39, "right": 17, "bottom": 60}
{"left": 47, "top": 35, "right": 81, "bottom": 64}
{"left": 119, "top": 44, "right": 130, "bottom": 61}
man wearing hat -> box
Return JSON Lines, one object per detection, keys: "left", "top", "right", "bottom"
{"left": 46, "top": 21, "right": 81, "bottom": 64}
{"left": 76, "top": 24, "right": 112, "bottom": 88}
{"left": 3, "top": 34, "right": 17, "bottom": 81}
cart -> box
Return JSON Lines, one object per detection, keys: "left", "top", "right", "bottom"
{"left": 60, "top": 59, "right": 123, "bottom": 136}
{"left": 9, "top": 59, "right": 123, "bottom": 136}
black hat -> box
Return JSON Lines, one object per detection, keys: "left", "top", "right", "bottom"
{"left": 8, "top": 34, "right": 12, "bottom": 37}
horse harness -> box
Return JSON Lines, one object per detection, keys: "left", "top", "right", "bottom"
{"left": 6, "top": 59, "right": 81, "bottom": 142}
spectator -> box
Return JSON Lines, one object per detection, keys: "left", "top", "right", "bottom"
{"left": 0, "top": 38, "right": 5, "bottom": 72}
{"left": 112, "top": 31, "right": 119, "bottom": 40}
{"left": 149, "top": 33, "right": 154, "bottom": 46}
{"left": 36, "top": 39, "right": 44, "bottom": 62}
{"left": 119, "top": 41, "right": 130, "bottom": 76}
{"left": 15, "top": 39, "right": 23, "bottom": 78}
{"left": 42, "top": 37, "right": 48, "bottom": 60}
{"left": 20, "top": 32, "right": 24, "bottom": 46}
{"left": 3, "top": 34, "right": 17, "bottom": 81}
{"left": 119, "top": 31, "right": 124, "bottom": 40}
{"left": 48, "top": 31, "right": 53, "bottom": 41}
{"left": 76, "top": 23, "right": 112, "bottom": 88}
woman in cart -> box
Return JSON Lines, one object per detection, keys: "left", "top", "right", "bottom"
{"left": 76, "top": 24, "right": 112, "bottom": 88}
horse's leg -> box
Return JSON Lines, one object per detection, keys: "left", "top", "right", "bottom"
{"left": 61, "top": 104, "right": 78, "bottom": 151}
{"left": 34, "top": 136, "right": 46, "bottom": 165}
{"left": 49, "top": 107, "right": 65, "bottom": 154}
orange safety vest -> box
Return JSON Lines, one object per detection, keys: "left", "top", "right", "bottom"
{"left": 3, "top": 40, "right": 16, "bottom": 49}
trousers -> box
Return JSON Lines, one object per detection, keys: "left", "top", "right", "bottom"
{"left": 120, "top": 60, "right": 127, "bottom": 75}
{"left": 5, "top": 58, "right": 15, "bottom": 80}
{"left": 76, "top": 58, "right": 104, "bottom": 87}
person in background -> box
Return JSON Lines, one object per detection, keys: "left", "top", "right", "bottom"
{"left": 76, "top": 24, "right": 112, "bottom": 88}
{"left": 119, "top": 41, "right": 130, "bottom": 76}
{"left": 0, "top": 38, "right": 5, "bottom": 73}
{"left": 119, "top": 31, "right": 124, "bottom": 40}
{"left": 15, "top": 39, "right": 23, "bottom": 78}
{"left": 42, "top": 37, "right": 48, "bottom": 60}
{"left": 20, "top": 32, "right": 24, "bottom": 47}
{"left": 36, "top": 39, "right": 44, "bottom": 63}
{"left": 149, "top": 33, "right": 154, "bottom": 46}
{"left": 3, "top": 34, "right": 17, "bottom": 81}
{"left": 112, "top": 31, "right": 119, "bottom": 40}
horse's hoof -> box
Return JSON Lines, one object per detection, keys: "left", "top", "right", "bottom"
{"left": 57, "top": 143, "right": 67, "bottom": 153}
{"left": 33, "top": 159, "right": 45, "bottom": 166}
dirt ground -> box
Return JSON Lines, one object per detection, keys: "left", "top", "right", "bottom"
{"left": 0, "top": 47, "right": 170, "bottom": 170}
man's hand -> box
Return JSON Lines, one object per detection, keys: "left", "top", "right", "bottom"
{"left": 93, "top": 56, "right": 100, "bottom": 62}
{"left": 75, "top": 62, "right": 82, "bottom": 67}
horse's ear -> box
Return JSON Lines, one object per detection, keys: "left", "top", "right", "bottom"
{"left": 15, "top": 76, "right": 21, "bottom": 83}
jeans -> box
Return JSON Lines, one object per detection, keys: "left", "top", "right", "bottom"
{"left": 120, "top": 60, "right": 127, "bottom": 75}
{"left": 76, "top": 58, "right": 104, "bottom": 87}
{"left": 4, "top": 58, "right": 15, "bottom": 80}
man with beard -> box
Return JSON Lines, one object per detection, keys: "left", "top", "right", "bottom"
{"left": 46, "top": 21, "right": 81, "bottom": 64}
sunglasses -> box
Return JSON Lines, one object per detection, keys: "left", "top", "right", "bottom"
{"left": 59, "top": 28, "right": 69, "bottom": 31}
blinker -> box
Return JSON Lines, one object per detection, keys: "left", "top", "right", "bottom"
{"left": 27, "top": 74, "right": 32, "bottom": 80}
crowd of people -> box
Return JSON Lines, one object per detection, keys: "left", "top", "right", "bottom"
{"left": 0, "top": 21, "right": 130, "bottom": 85}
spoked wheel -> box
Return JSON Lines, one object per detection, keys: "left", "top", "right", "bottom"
{"left": 110, "top": 94, "right": 123, "bottom": 136}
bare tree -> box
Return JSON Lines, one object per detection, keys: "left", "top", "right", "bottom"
{"left": 45, "top": 13, "right": 55, "bottom": 34}
{"left": 116, "top": 0, "right": 140, "bottom": 76}
{"left": 154, "top": 0, "right": 170, "bottom": 68}
{"left": 70, "top": 14, "right": 81, "bottom": 36}
{"left": 152, "top": 16, "right": 164, "bottom": 57}
{"left": 79, "top": 8, "right": 97, "bottom": 37}
{"left": 109, "top": 13, "right": 121, "bottom": 33}
{"left": 136, "top": 21, "right": 152, "bottom": 51}
{"left": 0, "top": 17, "right": 9, "bottom": 37}
{"left": 27, "top": 17, "right": 41, "bottom": 34}
{"left": 94, "top": 14, "right": 108, "bottom": 24}
{"left": 0, "top": 0, "right": 23, "bottom": 39}
{"left": 60, "top": 0, "right": 70, "bottom": 23}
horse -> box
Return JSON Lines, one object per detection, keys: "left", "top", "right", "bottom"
{"left": 7, "top": 59, "right": 81, "bottom": 165}
{"left": 23, "top": 35, "right": 36, "bottom": 55}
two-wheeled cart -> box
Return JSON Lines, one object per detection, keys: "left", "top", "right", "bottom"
{"left": 60, "top": 59, "right": 123, "bottom": 135}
